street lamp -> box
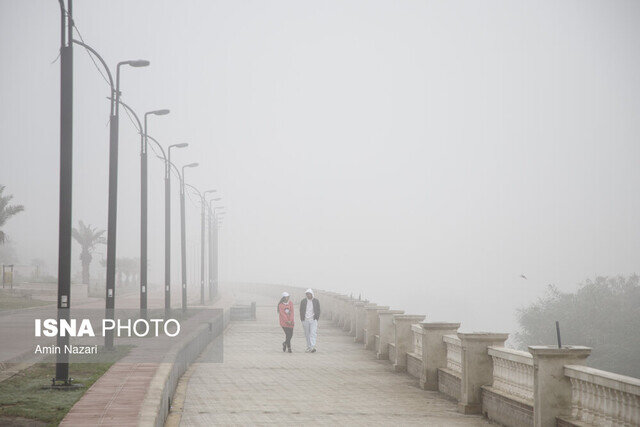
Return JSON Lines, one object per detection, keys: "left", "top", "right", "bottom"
{"left": 55, "top": 0, "right": 74, "bottom": 386}
{"left": 69, "top": 40, "right": 149, "bottom": 351}
{"left": 208, "top": 201, "right": 224, "bottom": 299}
{"left": 166, "top": 143, "right": 188, "bottom": 315}
{"left": 201, "top": 190, "right": 216, "bottom": 304}
{"left": 180, "top": 163, "right": 198, "bottom": 311}
{"left": 141, "top": 109, "right": 169, "bottom": 318}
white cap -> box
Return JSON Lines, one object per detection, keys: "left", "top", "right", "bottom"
{"left": 282, "top": 292, "right": 289, "bottom": 297}
{"left": 305, "top": 288, "right": 314, "bottom": 295}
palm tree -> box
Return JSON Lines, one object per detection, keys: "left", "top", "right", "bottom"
{"left": 72, "top": 221, "right": 106, "bottom": 285}
{"left": 0, "top": 185, "right": 25, "bottom": 244}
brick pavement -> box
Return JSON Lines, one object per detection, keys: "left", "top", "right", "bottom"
{"left": 180, "top": 304, "right": 490, "bottom": 426}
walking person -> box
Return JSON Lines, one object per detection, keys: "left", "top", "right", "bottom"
{"left": 278, "top": 292, "right": 294, "bottom": 353}
{"left": 300, "top": 288, "right": 320, "bottom": 353}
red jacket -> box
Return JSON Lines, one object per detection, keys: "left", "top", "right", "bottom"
{"left": 279, "top": 301, "right": 294, "bottom": 328}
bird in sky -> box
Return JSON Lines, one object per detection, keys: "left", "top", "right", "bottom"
{"left": 520, "top": 274, "right": 527, "bottom": 280}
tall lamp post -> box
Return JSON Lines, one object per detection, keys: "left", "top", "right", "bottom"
{"left": 212, "top": 205, "right": 225, "bottom": 299}
{"left": 141, "top": 109, "right": 169, "bottom": 318}
{"left": 185, "top": 185, "right": 216, "bottom": 304}
{"left": 55, "top": 0, "right": 73, "bottom": 385}
{"left": 205, "top": 196, "right": 220, "bottom": 301}
{"left": 69, "top": 39, "right": 149, "bottom": 351}
{"left": 180, "top": 163, "right": 198, "bottom": 311}
{"left": 105, "top": 59, "right": 150, "bottom": 349}
{"left": 165, "top": 143, "right": 188, "bottom": 314}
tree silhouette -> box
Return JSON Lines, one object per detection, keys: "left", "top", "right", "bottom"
{"left": 0, "top": 185, "right": 25, "bottom": 244}
{"left": 72, "top": 221, "right": 106, "bottom": 285}
{"left": 515, "top": 275, "right": 640, "bottom": 377}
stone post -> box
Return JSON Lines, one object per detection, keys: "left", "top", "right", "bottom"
{"left": 364, "top": 305, "right": 389, "bottom": 350}
{"left": 337, "top": 296, "right": 349, "bottom": 329}
{"left": 392, "top": 314, "right": 426, "bottom": 372}
{"left": 353, "top": 301, "right": 371, "bottom": 342}
{"left": 348, "top": 301, "right": 367, "bottom": 336}
{"left": 419, "top": 322, "right": 460, "bottom": 390}
{"left": 343, "top": 299, "right": 356, "bottom": 332}
{"left": 457, "top": 332, "right": 509, "bottom": 414}
{"left": 376, "top": 309, "right": 404, "bottom": 360}
{"left": 529, "top": 346, "right": 591, "bottom": 427}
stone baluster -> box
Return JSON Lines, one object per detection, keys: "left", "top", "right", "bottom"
{"left": 419, "top": 322, "right": 460, "bottom": 390}
{"left": 392, "top": 314, "right": 426, "bottom": 372}
{"left": 376, "top": 310, "right": 404, "bottom": 360}
{"left": 364, "top": 305, "right": 389, "bottom": 351}
{"left": 457, "top": 332, "right": 509, "bottom": 414}
{"left": 529, "top": 346, "right": 591, "bottom": 427}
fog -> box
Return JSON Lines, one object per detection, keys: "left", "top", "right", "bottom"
{"left": 1, "top": 0, "right": 640, "bottom": 334}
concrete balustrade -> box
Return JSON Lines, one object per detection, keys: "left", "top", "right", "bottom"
{"left": 407, "top": 324, "right": 424, "bottom": 379}
{"left": 439, "top": 334, "right": 463, "bottom": 400}
{"left": 458, "top": 332, "right": 509, "bottom": 414}
{"left": 482, "top": 346, "right": 534, "bottom": 426}
{"left": 376, "top": 310, "right": 405, "bottom": 360}
{"left": 419, "top": 322, "right": 460, "bottom": 391}
{"left": 529, "top": 346, "right": 591, "bottom": 427}
{"left": 294, "top": 286, "right": 636, "bottom": 426}
{"left": 563, "top": 365, "right": 640, "bottom": 426}
{"left": 364, "top": 305, "right": 389, "bottom": 351}
{"left": 392, "top": 314, "right": 426, "bottom": 372}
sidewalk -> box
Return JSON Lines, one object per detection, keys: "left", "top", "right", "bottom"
{"left": 179, "top": 304, "right": 490, "bottom": 426}
{"left": 60, "top": 291, "right": 236, "bottom": 426}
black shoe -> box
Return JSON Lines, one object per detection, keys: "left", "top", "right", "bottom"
{"left": 311, "top": 348, "right": 317, "bottom": 353}
{"left": 287, "top": 348, "right": 292, "bottom": 353}
{"left": 282, "top": 342, "right": 286, "bottom": 352}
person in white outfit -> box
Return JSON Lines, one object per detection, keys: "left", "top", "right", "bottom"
{"left": 299, "top": 288, "right": 320, "bottom": 352}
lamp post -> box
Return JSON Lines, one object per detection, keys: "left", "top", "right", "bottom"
{"left": 212, "top": 205, "right": 224, "bottom": 299}
{"left": 55, "top": 0, "right": 73, "bottom": 385}
{"left": 165, "top": 143, "right": 187, "bottom": 315}
{"left": 201, "top": 190, "right": 217, "bottom": 304}
{"left": 180, "top": 163, "right": 198, "bottom": 311}
{"left": 69, "top": 39, "right": 149, "bottom": 351}
{"left": 104, "top": 59, "right": 150, "bottom": 349}
{"left": 141, "top": 109, "right": 169, "bottom": 318}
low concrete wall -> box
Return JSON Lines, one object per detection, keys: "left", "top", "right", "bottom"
{"left": 481, "top": 386, "right": 533, "bottom": 427}
{"left": 139, "top": 311, "right": 226, "bottom": 427}
{"left": 438, "top": 368, "right": 461, "bottom": 401}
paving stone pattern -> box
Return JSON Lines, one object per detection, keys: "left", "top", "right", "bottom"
{"left": 180, "top": 305, "right": 490, "bottom": 426}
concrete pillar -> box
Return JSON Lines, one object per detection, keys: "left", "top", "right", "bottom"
{"left": 376, "top": 310, "right": 404, "bottom": 360}
{"left": 529, "top": 346, "right": 591, "bottom": 427}
{"left": 457, "top": 332, "right": 509, "bottom": 414}
{"left": 419, "top": 321, "right": 460, "bottom": 390}
{"left": 392, "top": 314, "right": 426, "bottom": 372}
{"left": 348, "top": 301, "right": 367, "bottom": 336}
{"left": 353, "top": 302, "right": 372, "bottom": 342}
{"left": 364, "top": 305, "right": 389, "bottom": 350}
{"left": 337, "top": 297, "right": 351, "bottom": 329}
{"left": 343, "top": 299, "right": 356, "bottom": 332}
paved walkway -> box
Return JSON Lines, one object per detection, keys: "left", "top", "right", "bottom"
{"left": 179, "top": 304, "right": 490, "bottom": 426}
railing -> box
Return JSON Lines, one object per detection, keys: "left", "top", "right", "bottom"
{"left": 411, "top": 324, "right": 423, "bottom": 357}
{"left": 443, "top": 334, "right": 462, "bottom": 375}
{"left": 488, "top": 346, "right": 534, "bottom": 402}
{"left": 565, "top": 365, "right": 640, "bottom": 426}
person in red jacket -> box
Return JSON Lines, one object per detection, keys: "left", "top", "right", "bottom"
{"left": 278, "top": 292, "right": 294, "bottom": 353}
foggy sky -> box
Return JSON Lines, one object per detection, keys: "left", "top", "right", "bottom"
{"left": 1, "top": 0, "right": 640, "bottom": 333}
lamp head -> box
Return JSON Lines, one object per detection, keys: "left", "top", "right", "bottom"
{"left": 150, "top": 109, "right": 170, "bottom": 116}
{"left": 185, "top": 162, "right": 199, "bottom": 168}
{"left": 174, "top": 143, "right": 188, "bottom": 148}
{"left": 128, "top": 59, "right": 150, "bottom": 67}
{"left": 213, "top": 198, "right": 222, "bottom": 201}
